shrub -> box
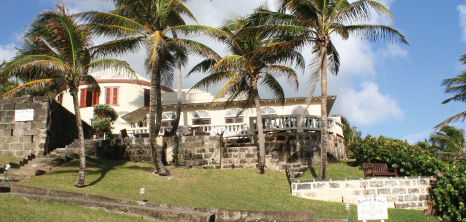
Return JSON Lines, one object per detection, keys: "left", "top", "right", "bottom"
{"left": 92, "top": 105, "right": 118, "bottom": 138}
{"left": 433, "top": 161, "right": 466, "bottom": 221}
{"left": 347, "top": 135, "right": 445, "bottom": 176}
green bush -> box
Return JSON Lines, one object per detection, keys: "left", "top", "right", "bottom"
{"left": 347, "top": 135, "right": 445, "bottom": 176}
{"left": 92, "top": 105, "right": 118, "bottom": 138}
{"left": 93, "top": 104, "right": 118, "bottom": 121}
{"left": 433, "top": 161, "right": 466, "bottom": 221}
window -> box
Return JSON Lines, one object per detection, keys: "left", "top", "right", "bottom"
{"left": 260, "top": 107, "right": 277, "bottom": 116}
{"left": 192, "top": 111, "right": 211, "bottom": 125}
{"left": 105, "top": 87, "right": 119, "bottom": 105}
{"left": 57, "top": 93, "right": 63, "bottom": 104}
{"left": 79, "top": 88, "right": 99, "bottom": 108}
{"left": 225, "top": 109, "right": 243, "bottom": 123}
{"left": 144, "top": 89, "right": 150, "bottom": 107}
{"left": 161, "top": 113, "right": 176, "bottom": 127}
{"left": 291, "top": 106, "right": 309, "bottom": 115}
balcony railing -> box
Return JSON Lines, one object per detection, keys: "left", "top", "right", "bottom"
{"left": 126, "top": 123, "right": 248, "bottom": 138}
{"left": 125, "top": 115, "right": 342, "bottom": 138}
{"left": 249, "top": 115, "right": 342, "bottom": 136}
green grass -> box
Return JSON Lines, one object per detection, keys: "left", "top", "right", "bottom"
{"left": 0, "top": 194, "right": 156, "bottom": 221}
{"left": 0, "top": 155, "right": 22, "bottom": 166}
{"left": 19, "top": 157, "right": 433, "bottom": 221}
{"left": 299, "top": 159, "right": 364, "bottom": 180}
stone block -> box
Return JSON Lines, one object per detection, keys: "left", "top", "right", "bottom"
{"left": 370, "top": 181, "right": 383, "bottom": 188}
{"left": 304, "top": 192, "right": 317, "bottom": 198}
{"left": 1, "top": 103, "right": 15, "bottom": 110}
{"left": 419, "top": 179, "right": 429, "bottom": 186}
{"left": 10, "top": 144, "right": 23, "bottom": 150}
{"left": 360, "top": 182, "right": 368, "bottom": 188}
{"left": 408, "top": 188, "right": 419, "bottom": 194}
{"left": 405, "top": 195, "right": 418, "bottom": 201}
{"left": 353, "top": 190, "right": 361, "bottom": 195}
{"left": 313, "top": 183, "right": 326, "bottom": 189}
{"left": 400, "top": 180, "right": 411, "bottom": 186}
{"left": 19, "top": 136, "right": 33, "bottom": 143}
{"left": 419, "top": 195, "right": 429, "bottom": 201}
{"left": 6, "top": 111, "right": 15, "bottom": 117}
{"left": 5, "top": 136, "right": 18, "bottom": 143}
{"left": 378, "top": 188, "right": 391, "bottom": 195}
{"left": 13, "top": 128, "right": 25, "bottom": 136}
{"left": 363, "top": 189, "right": 376, "bottom": 195}
{"left": 297, "top": 184, "right": 312, "bottom": 190}
{"left": 345, "top": 183, "right": 354, "bottom": 188}
{"left": 329, "top": 183, "right": 340, "bottom": 188}
{"left": 384, "top": 180, "right": 398, "bottom": 187}
{"left": 24, "top": 129, "right": 39, "bottom": 136}
{"left": 23, "top": 143, "right": 36, "bottom": 151}
{"left": 393, "top": 188, "right": 406, "bottom": 195}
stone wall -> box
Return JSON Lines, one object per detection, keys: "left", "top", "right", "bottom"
{"left": 90, "top": 131, "right": 345, "bottom": 170}
{"left": 291, "top": 176, "right": 436, "bottom": 210}
{"left": 0, "top": 96, "right": 93, "bottom": 157}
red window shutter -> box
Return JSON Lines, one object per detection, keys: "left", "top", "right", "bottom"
{"left": 144, "top": 89, "right": 150, "bottom": 107}
{"left": 80, "top": 89, "right": 86, "bottom": 108}
{"left": 105, "top": 88, "right": 111, "bottom": 104}
{"left": 113, "top": 88, "right": 118, "bottom": 105}
{"left": 92, "top": 91, "right": 99, "bottom": 106}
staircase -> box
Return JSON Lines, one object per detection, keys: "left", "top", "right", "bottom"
{"left": 0, "top": 148, "right": 72, "bottom": 182}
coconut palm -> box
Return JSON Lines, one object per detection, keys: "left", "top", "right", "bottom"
{"left": 189, "top": 13, "right": 304, "bottom": 174}
{"left": 437, "top": 53, "right": 466, "bottom": 127}
{"left": 430, "top": 126, "right": 466, "bottom": 162}
{"left": 0, "top": 4, "right": 135, "bottom": 187}
{"left": 81, "top": 0, "right": 224, "bottom": 175}
{"left": 253, "top": 0, "right": 408, "bottom": 179}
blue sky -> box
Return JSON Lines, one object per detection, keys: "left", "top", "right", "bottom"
{"left": 1, "top": 0, "right": 465, "bottom": 143}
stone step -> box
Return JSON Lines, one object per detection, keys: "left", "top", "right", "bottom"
{"left": 8, "top": 193, "right": 214, "bottom": 222}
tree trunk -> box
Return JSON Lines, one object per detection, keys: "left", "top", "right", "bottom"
{"left": 253, "top": 82, "right": 266, "bottom": 174}
{"left": 318, "top": 42, "right": 328, "bottom": 180}
{"left": 149, "top": 67, "right": 170, "bottom": 176}
{"left": 71, "top": 89, "right": 86, "bottom": 187}
{"left": 169, "top": 37, "right": 183, "bottom": 137}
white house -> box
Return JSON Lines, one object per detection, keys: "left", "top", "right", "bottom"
{"left": 58, "top": 70, "right": 344, "bottom": 139}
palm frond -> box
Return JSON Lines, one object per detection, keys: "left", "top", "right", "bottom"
{"left": 345, "top": 24, "right": 409, "bottom": 44}
{"left": 2, "top": 79, "right": 55, "bottom": 98}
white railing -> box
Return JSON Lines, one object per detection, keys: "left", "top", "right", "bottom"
{"left": 125, "top": 115, "right": 343, "bottom": 137}
{"left": 249, "top": 115, "right": 343, "bottom": 137}
{"left": 126, "top": 123, "right": 248, "bottom": 138}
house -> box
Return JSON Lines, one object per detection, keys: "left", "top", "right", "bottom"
{"left": 58, "top": 70, "right": 344, "bottom": 140}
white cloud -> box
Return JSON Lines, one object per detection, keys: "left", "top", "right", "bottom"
{"left": 403, "top": 130, "right": 431, "bottom": 145}
{"left": 335, "top": 81, "right": 403, "bottom": 126}
{"left": 0, "top": 43, "right": 17, "bottom": 62}
{"left": 458, "top": 4, "right": 466, "bottom": 42}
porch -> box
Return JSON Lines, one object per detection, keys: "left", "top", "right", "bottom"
{"left": 124, "top": 115, "right": 343, "bottom": 138}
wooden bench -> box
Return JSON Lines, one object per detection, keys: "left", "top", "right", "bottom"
{"left": 363, "top": 163, "right": 397, "bottom": 177}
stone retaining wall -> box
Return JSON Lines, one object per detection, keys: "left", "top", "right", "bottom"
{"left": 87, "top": 132, "right": 346, "bottom": 170}
{"left": 291, "top": 176, "right": 436, "bottom": 210}
{"left": 0, "top": 97, "right": 93, "bottom": 157}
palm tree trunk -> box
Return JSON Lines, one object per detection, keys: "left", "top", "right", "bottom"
{"left": 253, "top": 82, "right": 266, "bottom": 174}
{"left": 318, "top": 42, "right": 328, "bottom": 180}
{"left": 71, "top": 89, "right": 86, "bottom": 187}
{"left": 169, "top": 39, "right": 182, "bottom": 137}
{"left": 149, "top": 68, "right": 170, "bottom": 176}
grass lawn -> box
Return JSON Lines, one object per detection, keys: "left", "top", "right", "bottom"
{"left": 0, "top": 194, "right": 156, "bottom": 221}
{"left": 0, "top": 156, "right": 22, "bottom": 166}
{"left": 18, "top": 157, "right": 434, "bottom": 221}
{"left": 299, "top": 159, "right": 364, "bottom": 180}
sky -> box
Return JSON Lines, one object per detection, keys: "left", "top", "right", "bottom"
{"left": 1, "top": 0, "right": 466, "bottom": 144}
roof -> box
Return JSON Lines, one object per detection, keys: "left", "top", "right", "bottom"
{"left": 121, "top": 95, "right": 337, "bottom": 121}
{"left": 88, "top": 69, "right": 174, "bottom": 92}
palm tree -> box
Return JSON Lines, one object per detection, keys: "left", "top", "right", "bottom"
{"left": 0, "top": 4, "right": 135, "bottom": 187}
{"left": 430, "top": 126, "right": 466, "bottom": 162}
{"left": 81, "top": 0, "right": 224, "bottom": 175}
{"left": 437, "top": 53, "right": 466, "bottom": 127}
{"left": 189, "top": 13, "right": 304, "bottom": 174}
{"left": 254, "top": 0, "right": 408, "bottom": 179}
